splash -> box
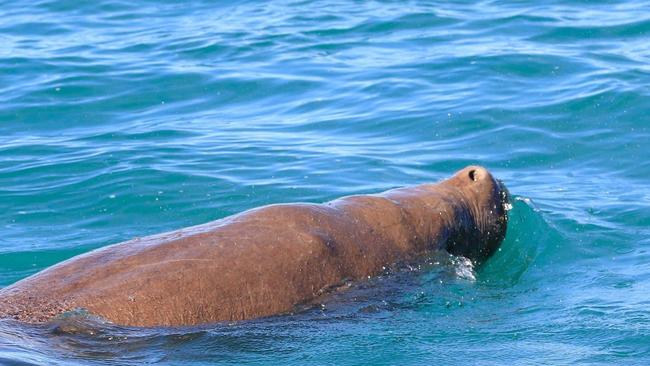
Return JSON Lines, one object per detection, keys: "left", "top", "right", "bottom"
{"left": 451, "top": 255, "right": 477, "bottom": 281}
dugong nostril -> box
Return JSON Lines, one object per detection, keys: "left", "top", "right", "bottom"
{"left": 466, "top": 166, "right": 487, "bottom": 182}
{"left": 468, "top": 169, "right": 478, "bottom": 181}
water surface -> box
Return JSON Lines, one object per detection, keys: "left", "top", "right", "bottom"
{"left": 1, "top": 0, "right": 649, "bottom": 364}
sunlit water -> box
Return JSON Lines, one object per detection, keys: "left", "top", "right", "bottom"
{"left": 1, "top": 0, "right": 649, "bottom": 364}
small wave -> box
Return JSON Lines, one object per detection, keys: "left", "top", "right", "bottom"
{"left": 478, "top": 195, "right": 559, "bottom": 288}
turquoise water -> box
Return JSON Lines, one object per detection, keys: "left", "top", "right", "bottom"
{"left": 1, "top": 0, "right": 649, "bottom": 364}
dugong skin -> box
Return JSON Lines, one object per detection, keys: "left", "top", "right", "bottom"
{"left": 0, "top": 166, "right": 509, "bottom": 327}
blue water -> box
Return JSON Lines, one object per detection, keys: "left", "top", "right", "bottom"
{"left": 1, "top": 0, "right": 650, "bottom": 364}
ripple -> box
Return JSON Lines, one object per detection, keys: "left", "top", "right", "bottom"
{"left": 1, "top": 0, "right": 650, "bottom": 364}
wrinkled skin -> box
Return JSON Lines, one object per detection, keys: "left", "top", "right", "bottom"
{"left": 0, "top": 166, "right": 509, "bottom": 327}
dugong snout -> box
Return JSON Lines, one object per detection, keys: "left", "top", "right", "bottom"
{"left": 440, "top": 166, "right": 509, "bottom": 261}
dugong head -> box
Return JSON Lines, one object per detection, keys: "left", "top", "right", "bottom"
{"left": 442, "top": 166, "right": 510, "bottom": 262}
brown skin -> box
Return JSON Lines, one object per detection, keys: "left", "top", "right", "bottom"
{"left": 0, "top": 166, "right": 509, "bottom": 327}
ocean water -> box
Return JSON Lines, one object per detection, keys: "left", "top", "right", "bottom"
{"left": 1, "top": 0, "right": 649, "bottom": 364}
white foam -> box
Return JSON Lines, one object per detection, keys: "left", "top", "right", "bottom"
{"left": 452, "top": 256, "right": 476, "bottom": 281}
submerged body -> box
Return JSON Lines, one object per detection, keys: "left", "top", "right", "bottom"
{"left": 0, "top": 166, "right": 508, "bottom": 327}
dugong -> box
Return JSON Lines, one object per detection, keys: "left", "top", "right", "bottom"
{"left": 0, "top": 166, "right": 509, "bottom": 327}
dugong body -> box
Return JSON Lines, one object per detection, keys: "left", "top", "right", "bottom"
{"left": 0, "top": 166, "right": 508, "bottom": 327}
